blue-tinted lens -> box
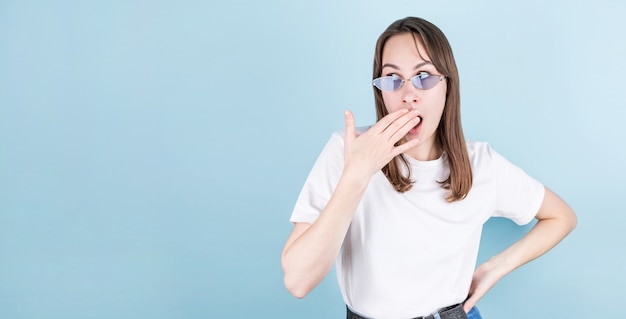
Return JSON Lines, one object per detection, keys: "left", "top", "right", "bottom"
{"left": 373, "top": 75, "right": 404, "bottom": 91}
{"left": 374, "top": 74, "right": 443, "bottom": 91}
{"left": 411, "top": 73, "right": 442, "bottom": 90}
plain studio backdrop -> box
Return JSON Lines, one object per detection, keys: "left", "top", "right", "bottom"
{"left": 1, "top": 1, "right": 624, "bottom": 318}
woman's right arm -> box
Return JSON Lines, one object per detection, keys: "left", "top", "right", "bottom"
{"left": 281, "top": 109, "right": 421, "bottom": 298}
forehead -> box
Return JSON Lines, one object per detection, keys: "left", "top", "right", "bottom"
{"left": 381, "top": 33, "right": 432, "bottom": 65}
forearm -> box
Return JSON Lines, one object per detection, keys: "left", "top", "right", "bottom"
{"left": 281, "top": 171, "right": 368, "bottom": 298}
{"left": 485, "top": 214, "right": 576, "bottom": 280}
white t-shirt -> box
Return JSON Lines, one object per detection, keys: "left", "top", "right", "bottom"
{"left": 290, "top": 129, "right": 545, "bottom": 319}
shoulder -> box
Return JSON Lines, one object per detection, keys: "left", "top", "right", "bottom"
{"left": 465, "top": 141, "right": 528, "bottom": 176}
{"left": 464, "top": 140, "right": 513, "bottom": 170}
{"left": 465, "top": 140, "right": 496, "bottom": 161}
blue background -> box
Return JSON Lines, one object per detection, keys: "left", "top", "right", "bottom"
{"left": 1, "top": 1, "right": 624, "bottom": 318}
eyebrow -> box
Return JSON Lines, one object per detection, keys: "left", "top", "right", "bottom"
{"left": 382, "top": 61, "right": 432, "bottom": 70}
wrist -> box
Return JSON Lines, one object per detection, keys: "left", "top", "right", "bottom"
{"left": 339, "top": 167, "right": 372, "bottom": 192}
{"left": 484, "top": 253, "right": 514, "bottom": 280}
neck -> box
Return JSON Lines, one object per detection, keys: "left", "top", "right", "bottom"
{"left": 405, "top": 139, "right": 443, "bottom": 161}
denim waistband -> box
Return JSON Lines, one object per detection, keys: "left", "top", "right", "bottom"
{"left": 346, "top": 303, "right": 468, "bottom": 319}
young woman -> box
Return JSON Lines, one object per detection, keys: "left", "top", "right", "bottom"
{"left": 281, "top": 17, "right": 576, "bottom": 319}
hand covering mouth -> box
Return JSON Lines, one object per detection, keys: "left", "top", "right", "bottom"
{"left": 408, "top": 116, "right": 422, "bottom": 134}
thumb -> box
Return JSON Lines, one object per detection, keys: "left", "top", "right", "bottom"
{"left": 344, "top": 109, "right": 357, "bottom": 143}
{"left": 463, "top": 294, "right": 477, "bottom": 313}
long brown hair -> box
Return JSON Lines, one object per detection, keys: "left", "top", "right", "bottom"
{"left": 373, "top": 17, "right": 472, "bottom": 202}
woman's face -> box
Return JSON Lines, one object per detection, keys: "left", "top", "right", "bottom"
{"left": 380, "top": 33, "right": 447, "bottom": 160}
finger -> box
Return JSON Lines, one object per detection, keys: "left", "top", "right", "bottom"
{"left": 392, "top": 136, "right": 420, "bottom": 157}
{"left": 378, "top": 109, "right": 419, "bottom": 138}
{"left": 387, "top": 114, "right": 421, "bottom": 144}
{"left": 371, "top": 108, "right": 410, "bottom": 134}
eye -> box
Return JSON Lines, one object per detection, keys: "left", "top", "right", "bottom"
{"left": 390, "top": 74, "right": 404, "bottom": 89}
{"left": 373, "top": 74, "right": 406, "bottom": 91}
{"left": 416, "top": 71, "right": 432, "bottom": 79}
{"left": 410, "top": 71, "right": 443, "bottom": 90}
{"left": 384, "top": 73, "right": 402, "bottom": 79}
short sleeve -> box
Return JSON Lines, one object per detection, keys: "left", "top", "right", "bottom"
{"left": 290, "top": 131, "right": 345, "bottom": 224}
{"left": 489, "top": 146, "right": 545, "bottom": 225}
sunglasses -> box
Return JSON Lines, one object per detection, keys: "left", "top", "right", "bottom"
{"left": 373, "top": 73, "right": 446, "bottom": 92}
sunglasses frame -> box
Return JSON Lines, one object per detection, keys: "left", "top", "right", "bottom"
{"left": 372, "top": 73, "right": 447, "bottom": 92}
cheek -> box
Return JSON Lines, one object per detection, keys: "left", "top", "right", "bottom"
{"left": 434, "top": 95, "right": 447, "bottom": 113}
{"left": 427, "top": 101, "right": 446, "bottom": 124}
{"left": 428, "top": 89, "right": 447, "bottom": 115}
{"left": 382, "top": 93, "right": 401, "bottom": 112}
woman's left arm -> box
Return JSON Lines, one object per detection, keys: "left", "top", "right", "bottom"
{"left": 463, "top": 186, "right": 577, "bottom": 312}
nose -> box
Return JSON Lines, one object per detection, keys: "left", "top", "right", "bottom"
{"left": 402, "top": 95, "right": 418, "bottom": 104}
{"left": 401, "top": 82, "right": 420, "bottom": 105}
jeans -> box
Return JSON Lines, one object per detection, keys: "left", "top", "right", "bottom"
{"left": 466, "top": 306, "right": 482, "bottom": 319}
{"left": 346, "top": 304, "right": 483, "bottom": 319}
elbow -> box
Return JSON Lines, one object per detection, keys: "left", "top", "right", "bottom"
{"left": 281, "top": 252, "right": 315, "bottom": 298}
{"left": 281, "top": 252, "right": 310, "bottom": 298}
{"left": 567, "top": 208, "right": 578, "bottom": 233}
{"left": 283, "top": 273, "right": 311, "bottom": 299}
